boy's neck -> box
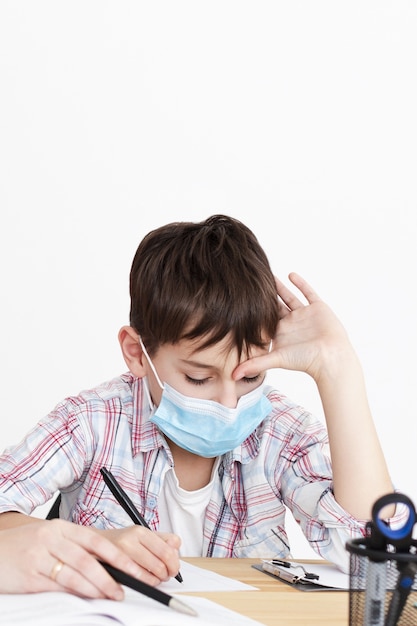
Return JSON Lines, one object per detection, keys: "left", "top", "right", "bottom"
{"left": 168, "top": 440, "right": 216, "bottom": 491}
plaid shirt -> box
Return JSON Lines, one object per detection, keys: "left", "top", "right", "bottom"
{"left": 0, "top": 372, "right": 370, "bottom": 569}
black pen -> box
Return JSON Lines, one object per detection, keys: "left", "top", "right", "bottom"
{"left": 99, "top": 561, "right": 197, "bottom": 616}
{"left": 100, "top": 467, "right": 183, "bottom": 583}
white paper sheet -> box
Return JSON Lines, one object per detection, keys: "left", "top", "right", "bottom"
{"left": 1, "top": 560, "right": 261, "bottom": 626}
{"left": 159, "top": 560, "right": 257, "bottom": 593}
{"left": 1, "top": 590, "right": 264, "bottom": 626}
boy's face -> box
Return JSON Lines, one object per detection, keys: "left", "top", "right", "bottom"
{"left": 144, "top": 334, "right": 269, "bottom": 409}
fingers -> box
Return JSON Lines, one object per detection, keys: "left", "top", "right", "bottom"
{"left": 37, "top": 520, "right": 139, "bottom": 599}
{"left": 0, "top": 520, "right": 180, "bottom": 597}
{"left": 234, "top": 352, "right": 277, "bottom": 379}
{"left": 45, "top": 532, "right": 126, "bottom": 599}
{"left": 62, "top": 521, "right": 143, "bottom": 581}
{"left": 139, "top": 532, "right": 181, "bottom": 584}
{"left": 0, "top": 520, "right": 129, "bottom": 598}
{"left": 235, "top": 273, "right": 323, "bottom": 379}
{"left": 275, "top": 273, "right": 322, "bottom": 310}
{"left": 286, "top": 272, "right": 322, "bottom": 304}
{"left": 135, "top": 529, "right": 181, "bottom": 582}
{"left": 42, "top": 554, "right": 125, "bottom": 600}
{"left": 159, "top": 531, "right": 182, "bottom": 551}
{"left": 101, "top": 526, "right": 181, "bottom": 586}
{"left": 274, "top": 275, "right": 303, "bottom": 311}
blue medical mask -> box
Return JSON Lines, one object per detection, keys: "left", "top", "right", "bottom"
{"left": 140, "top": 339, "right": 272, "bottom": 458}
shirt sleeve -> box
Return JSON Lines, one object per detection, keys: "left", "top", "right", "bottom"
{"left": 275, "top": 409, "right": 406, "bottom": 572}
{"left": 0, "top": 399, "right": 89, "bottom": 515}
{"left": 274, "top": 408, "right": 366, "bottom": 572}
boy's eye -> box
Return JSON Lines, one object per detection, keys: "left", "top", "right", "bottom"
{"left": 242, "top": 374, "right": 262, "bottom": 384}
{"left": 185, "top": 375, "right": 210, "bottom": 386}
{"left": 185, "top": 374, "right": 262, "bottom": 386}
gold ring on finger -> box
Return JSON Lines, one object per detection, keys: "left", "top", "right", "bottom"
{"left": 50, "top": 559, "right": 64, "bottom": 582}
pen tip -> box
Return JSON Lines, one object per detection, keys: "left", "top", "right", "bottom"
{"left": 175, "top": 572, "right": 183, "bottom": 583}
{"left": 169, "top": 597, "right": 198, "bottom": 617}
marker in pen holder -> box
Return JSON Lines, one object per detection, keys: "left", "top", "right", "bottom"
{"left": 346, "top": 492, "right": 417, "bottom": 626}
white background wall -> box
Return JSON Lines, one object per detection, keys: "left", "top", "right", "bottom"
{"left": 1, "top": 1, "right": 416, "bottom": 558}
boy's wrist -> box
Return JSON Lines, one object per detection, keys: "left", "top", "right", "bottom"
{"left": 313, "top": 344, "right": 362, "bottom": 387}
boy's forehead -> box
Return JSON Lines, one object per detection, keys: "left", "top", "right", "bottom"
{"left": 158, "top": 335, "right": 267, "bottom": 365}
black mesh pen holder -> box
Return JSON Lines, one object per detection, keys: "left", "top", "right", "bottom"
{"left": 346, "top": 537, "right": 417, "bottom": 626}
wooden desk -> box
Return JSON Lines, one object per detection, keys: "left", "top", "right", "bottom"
{"left": 181, "top": 558, "right": 349, "bottom": 626}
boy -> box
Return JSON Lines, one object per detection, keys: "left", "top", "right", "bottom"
{"left": 0, "top": 215, "right": 396, "bottom": 595}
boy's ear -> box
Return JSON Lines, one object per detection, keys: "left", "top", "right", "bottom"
{"left": 118, "top": 326, "right": 147, "bottom": 378}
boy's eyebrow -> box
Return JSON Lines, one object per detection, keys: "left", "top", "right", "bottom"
{"left": 179, "top": 358, "right": 215, "bottom": 370}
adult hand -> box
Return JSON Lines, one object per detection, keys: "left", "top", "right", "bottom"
{"left": 234, "top": 272, "right": 351, "bottom": 382}
{"left": 98, "top": 525, "right": 181, "bottom": 586}
{"left": 0, "top": 518, "right": 144, "bottom": 598}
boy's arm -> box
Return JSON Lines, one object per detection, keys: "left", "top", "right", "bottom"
{"left": 0, "top": 510, "right": 39, "bottom": 528}
{"left": 234, "top": 272, "right": 394, "bottom": 521}
{"left": 312, "top": 339, "right": 393, "bottom": 520}
{"left": 0, "top": 412, "right": 181, "bottom": 587}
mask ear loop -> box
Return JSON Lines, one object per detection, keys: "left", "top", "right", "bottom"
{"left": 139, "top": 338, "right": 165, "bottom": 390}
{"left": 141, "top": 377, "right": 154, "bottom": 411}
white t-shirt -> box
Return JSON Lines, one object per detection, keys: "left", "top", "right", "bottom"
{"left": 158, "top": 458, "right": 220, "bottom": 556}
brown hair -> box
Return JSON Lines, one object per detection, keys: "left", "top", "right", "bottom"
{"left": 129, "top": 215, "right": 278, "bottom": 357}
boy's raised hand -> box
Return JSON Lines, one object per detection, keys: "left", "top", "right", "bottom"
{"left": 234, "top": 272, "right": 352, "bottom": 382}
